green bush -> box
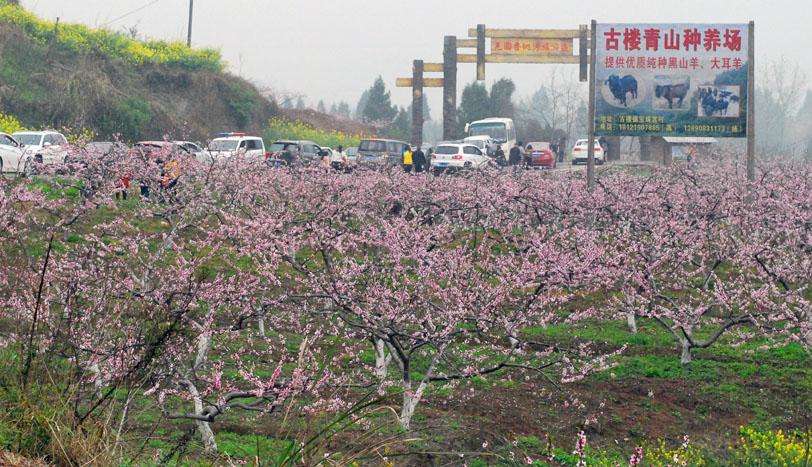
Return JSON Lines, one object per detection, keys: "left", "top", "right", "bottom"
{"left": 0, "top": 1, "right": 222, "bottom": 71}
{"left": 732, "top": 426, "right": 811, "bottom": 466}
{"left": 264, "top": 117, "right": 363, "bottom": 149}
{"left": 0, "top": 111, "right": 23, "bottom": 133}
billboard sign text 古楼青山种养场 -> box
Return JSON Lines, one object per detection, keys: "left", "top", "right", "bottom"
{"left": 594, "top": 23, "right": 749, "bottom": 138}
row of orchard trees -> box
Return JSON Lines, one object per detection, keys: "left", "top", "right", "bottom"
{"left": 0, "top": 150, "right": 809, "bottom": 459}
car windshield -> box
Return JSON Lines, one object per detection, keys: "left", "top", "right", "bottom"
{"left": 466, "top": 140, "right": 486, "bottom": 149}
{"left": 435, "top": 146, "right": 458, "bottom": 155}
{"left": 270, "top": 143, "right": 292, "bottom": 152}
{"left": 468, "top": 123, "right": 507, "bottom": 142}
{"left": 13, "top": 134, "right": 43, "bottom": 146}
{"left": 360, "top": 140, "right": 387, "bottom": 152}
{"left": 209, "top": 140, "right": 239, "bottom": 151}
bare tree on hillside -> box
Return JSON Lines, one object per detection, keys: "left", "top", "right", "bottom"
{"left": 518, "top": 67, "right": 586, "bottom": 145}
{"left": 756, "top": 57, "right": 808, "bottom": 156}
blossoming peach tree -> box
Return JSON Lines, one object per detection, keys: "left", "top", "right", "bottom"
{"left": 0, "top": 146, "right": 808, "bottom": 459}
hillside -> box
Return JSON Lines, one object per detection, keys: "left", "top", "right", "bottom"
{"left": 0, "top": 2, "right": 276, "bottom": 141}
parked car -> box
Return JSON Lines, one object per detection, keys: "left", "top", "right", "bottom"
{"left": 85, "top": 141, "right": 129, "bottom": 155}
{"left": 524, "top": 142, "right": 557, "bottom": 169}
{"left": 345, "top": 146, "right": 359, "bottom": 159}
{"left": 207, "top": 133, "right": 266, "bottom": 160}
{"left": 357, "top": 139, "right": 410, "bottom": 167}
{"left": 571, "top": 139, "right": 605, "bottom": 165}
{"left": 13, "top": 130, "right": 69, "bottom": 166}
{"left": 267, "top": 140, "right": 322, "bottom": 166}
{"left": 68, "top": 141, "right": 129, "bottom": 165}
{"left": 172, "top": 141, "right": 210, "bottom": 163}
{"left": 430, "top": 143, "right": 490, "bottom": 172}
{"left": 0, "top": 132, "right": 25, "bottom": 174}
{"left": 464, "top": 135, "right": 496, "bottom": 156}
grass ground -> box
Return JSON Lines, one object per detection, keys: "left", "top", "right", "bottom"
{"left": 82, "top": 317, "right": 808, "bottom": 465}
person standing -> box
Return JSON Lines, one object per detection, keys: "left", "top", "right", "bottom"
{"left": 494, "top": 144, "right": 506, "bottom": 167}
{"left": 413, "top": 146, "right": 426, "bottom": 173}
{"left": 508, "top": 141, "right": 522, "bottom": 167}
{"left": 320, "top": 148, "right": 332, "bottom": 172}
{"left": 402, "top": 145, "right": 414, "bottom": 173}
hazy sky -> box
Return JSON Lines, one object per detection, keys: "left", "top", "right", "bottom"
{"left": 23, "top": 0, "right": 812, "bottom": 117}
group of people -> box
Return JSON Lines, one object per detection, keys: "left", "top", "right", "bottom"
{"left": 401, "top": 146, "right": 430, "bottom": 173}
{"left": 494, "top": 141, "right": 529, "bottom": 167}
{"left": 319, "top": 145, "right": 351, "bottom": 172}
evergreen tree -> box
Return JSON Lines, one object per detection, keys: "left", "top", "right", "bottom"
{"left": 457, "top": 82, "right": 490, "bottom": 136}
{"left": 317, "top": 100, "right": 326, "bottom": 113}
{"left": 388, "top": 106, "right": 411, "bottom": 142}
{"left": 361, "top": 77, "right": 397, "bottom": 124}
{"left": 337, "top": 101, "right": 352, "bottom": 119}
{"left": 295, "top": 96, "right": 306, "bottom": 110}
{"left": 490, "top": 78, "right": 516, "bottom": 119}
{"left": 355, "top": 90, "right": 370, "bottom": 119}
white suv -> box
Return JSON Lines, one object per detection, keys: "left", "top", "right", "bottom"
{"left": 0, "top": 133, "right": 25, "bottom": 174}
{"left": 207, "top": 133, "right": 266, "bottom": 160}
{"left": 431, "top": 143, "right": 490, "bottom": 171}
{"left": 13, "top": 130, "right": 70, "bottom": 167}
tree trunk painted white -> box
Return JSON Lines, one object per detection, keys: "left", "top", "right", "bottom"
{"left": 194, "top": 331, "right": 211, "bottom": 371}
{"left": 680, "top": 338, "right": 693, "bottom": 364}
{"left": 186, "top": 379, "right": 217, "bottom": 454}
{"left": 188, "top": 329, "right": 216, "bottom": 453}
{"left": 257, "top": 316, "right": 266, "bottom": 338}
{"left": 374, "top": 338, "right": 391, "bottom": 379}
{"left": 397, "top": 352, "right": 440, "bottom": 430}
{"left": 399, "top": 378, "right": 429, "bottom": 430}
{"left": 627, "top": 312, "right": 638, "bottom": 334}
{"left": 89, "top": 362, "right": 104, "bottom": 397}
{"left": 116, "top": 392, "right": 134, "bottom": 444}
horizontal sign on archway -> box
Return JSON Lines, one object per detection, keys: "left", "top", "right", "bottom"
{"left": 492, "top": 37, "right": 573, "bottom": 55}
{"left": 594, "top": 23, "right": 750, "bottom": 138}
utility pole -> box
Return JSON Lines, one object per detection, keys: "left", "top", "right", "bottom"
{"left": 187, "top": 0, "right": 194, "bottom": 47}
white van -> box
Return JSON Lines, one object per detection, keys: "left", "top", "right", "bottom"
{"left": 465, "top": 118, "right": 516, "bottom": 153}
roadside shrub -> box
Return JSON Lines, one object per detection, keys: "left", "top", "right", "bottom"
{"left": 732, "top": 426, "right": 811, "bottom": 465}
{"left": 0, "top": 1, "right": 222, "bottom": 71}
{"left": 0, "top": 111, "right": 23, "bottom": 133}
{"left": 264, "top": 117, "right": 363, "bottom": 149}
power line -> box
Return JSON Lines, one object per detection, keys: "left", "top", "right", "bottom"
{"left": 100, "top": 0, "right": 162, "bottom": 28}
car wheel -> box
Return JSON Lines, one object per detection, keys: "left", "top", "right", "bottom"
{"left": 23, "top": 158, "right": 33, "bottom": 177}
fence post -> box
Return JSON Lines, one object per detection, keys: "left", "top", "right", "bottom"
{"left": 587, "top": 20, "right": 597, "bottom": 191}
{"left": 579, "top": 24, "right": 588, "bottom": 82}
{"left": 746, "top": 21, "right": 755, "bottom": 181}
{"left": 443, "top": 36, "right": 458, "bottom": 141}
{"left": 476, "top": 24, "right": 486, "bottom": 81}
{"left": 411, "top": 60, "right": 424, "bottom": 148}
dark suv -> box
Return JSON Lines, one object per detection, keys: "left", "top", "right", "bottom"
{"left": 357, "top": 139, "right": 410, "bottom": 167}
{"left": 268, "top": 140, "right": 323, "bottom": 165}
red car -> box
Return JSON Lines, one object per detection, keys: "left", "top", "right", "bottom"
{"left": 524, "top": 142, "right": 556, "bottom": 169}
